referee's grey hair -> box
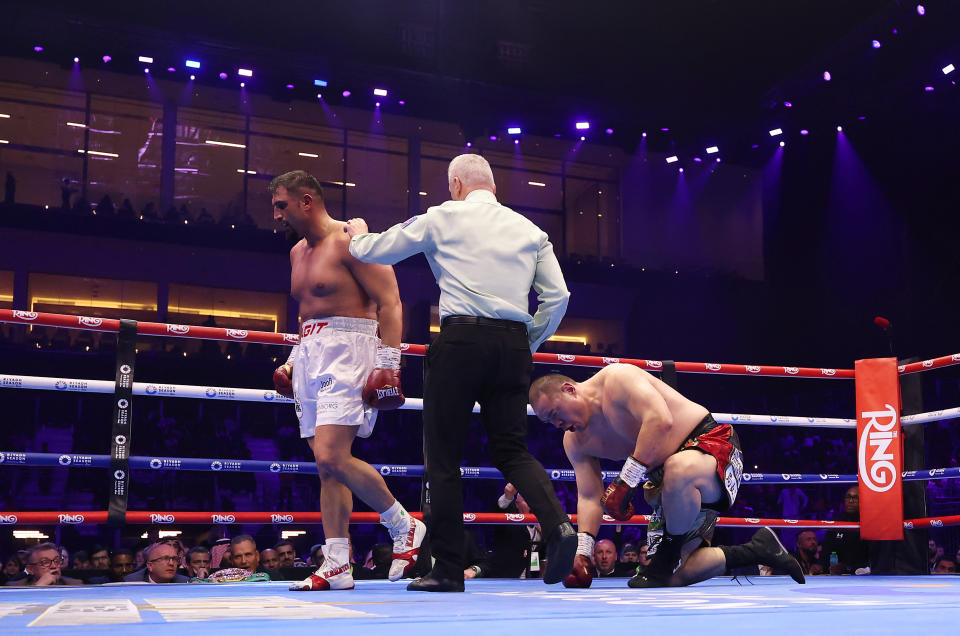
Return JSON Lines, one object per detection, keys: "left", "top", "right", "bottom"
{"left": 448, "top": 154, "right": 496, "bottom": 189}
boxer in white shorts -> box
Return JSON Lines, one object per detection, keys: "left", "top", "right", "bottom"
{"left": 268, "top": 170, "right": 425, "bottom": 591}
{"left": 292, "top": 317, "right": 379, "bottom": 439}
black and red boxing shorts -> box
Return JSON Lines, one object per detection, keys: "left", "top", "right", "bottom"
{"left": 660, "top": 414, "right": 743, "bottom": 512}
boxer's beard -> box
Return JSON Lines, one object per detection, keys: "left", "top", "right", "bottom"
{"left": 285, "top": 228, "right": 300, "bottom": 243}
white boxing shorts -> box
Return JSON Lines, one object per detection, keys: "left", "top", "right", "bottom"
{"left": 291, "top": 317, "right": 379, "bottom": 439}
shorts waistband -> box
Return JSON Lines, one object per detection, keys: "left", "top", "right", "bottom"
{"left": 441, "top": 315, "right": 527, "bottom": 333}
{"left": 300, "top": 317, "right": 378, "bottom": 339}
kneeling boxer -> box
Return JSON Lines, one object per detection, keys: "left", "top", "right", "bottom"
{"left": 529, "top": 365, "right": 804, "bottom": 588}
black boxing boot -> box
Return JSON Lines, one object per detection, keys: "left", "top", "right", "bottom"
{"left": 628, "top": 532, "right": 683, "bottom": 588}
{"left": 719, "top": 527, "right": 805, "bottom": 584}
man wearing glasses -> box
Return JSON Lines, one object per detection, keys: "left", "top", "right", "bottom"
{"left": 124, "top": 542, "right": 188, "bottom": 583}
{"left": 4, "top": 542, "right": 82, "bottom": 586}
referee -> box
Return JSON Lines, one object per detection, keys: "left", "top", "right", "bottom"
{"left": 345, "top": 153, "right": 575, "bottom": 592}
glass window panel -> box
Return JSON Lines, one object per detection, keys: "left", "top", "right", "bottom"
{"left": 0, "top": 270, "right": 13, "bottom": 309}
{"left": 421, "top": 141, "right": 463, "bottom": 161}
{"left": 86, "top": 95, "right": 163, "bottom": 212}
{"left": 345, "top": 147, "right": 408, "bottom": 231}
{"left": 565, "top": 177, "right": 619, "bottom": 259}
{"left": 0, "top": 147, "right": 82, "bottom": 208}
{"left": 167, "top": 283, "right": 286, "bottom": 334}
{"left": 419, "top": 156, "right": 450, "bottom": 209}
{"left": 174, "top": 107, "right": 247, "bottom": 222}
{"left": 349, "top": 130, "right": 408, "bottom": 153}
{"left": 0, "top": 81, "right": 86, "bottom": 151}
{"left": 29, "top": 273, "right": 157, "bottom": 321}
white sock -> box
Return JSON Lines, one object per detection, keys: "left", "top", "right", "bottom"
{"left": 379, "top": 500, "right": 409, "bottom": 533}
{"left": 323, "top": 538, "right": 350, "bottom": 566}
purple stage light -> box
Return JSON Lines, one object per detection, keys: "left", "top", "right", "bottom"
{"left": 73, "top": 57, "right": 79, "bottom": 63}
{"left": 375, "top": 102, "right": 380, "bottom": 107}
{"left": 316, "top": 93, "right": 322, "bottom": 100}
{"left": 240, "top": 82, "right": 245, "bottom": 88}
{"left": 823, "top": 70, "right": 832, "bottom": 81}
{"left": 190, "top": 75, "right": 196, "bottom": 81}
{"left": 641, "top": 132, "right": 647, "bottom": 138}
{"left": 872, "top": 40, "right": 881, "bottom": 49}
{"left": 769, "top": 128, "right": 783, "bottom": 137}
{"left": 924, "top": 85, "right": 935, "bottom": 92}
{"left": 836, "top": 125, "right": 843, "bottom": 132}
{"left": 489, "top": 135, "right": 498, "bottom": 141}
{"left": 219, "top": 72, "right": 228, "bottom": 80}
{"left": 892, "top": 28, "right": 898, "bottom": 35}
{"left": 779, "top": 141, "right": 785, "bottom": 147}
{"left": 144, "top": 68, "right": 150, "bottom": 74}
{"left": 716, "top": 157, "right": 722, "bottom": 163}
{"left": 507, "top": 127, "right": 522, "bottom": 135}
{"left": 186, "top": 60, "right": 201, "bottom": 69}
{"left": 167, "top": 67, "right": 176, "bottom": 72}
{"left": 678, "top": 168, "right": 684, "bottom": 173}
{"left": 102, "top": 55, "right": 112, "bottom": 63}
{"left": 34, "top": 46, "right": 44, "bottom": 52}
{"left": 238, "top": 68, "right": 253, "bottom": 77}
{"left": 373, "top": 88, "right": 388, "bottom": 97}
{"left": 286, "top": 84, "right": 294, "bottom": 89}
{"left": 665, "top": 156, "right": 678, "bottom": 164}
{"left": 514, "top": 139, "right": 519, "bottom": 145}
{"left": 575, "top": 121, "right": 590, "bottom": 130}
{"left": 138, "top": 56, "right": 153, "bottom": 64}
{"left": 857, "top": 115, "right": 866, "bottom": 120}
{"left": 693, "top": 157, "right": 702, "bottom": 163}
{"left": 466, "top": 142, "right": 472, "bottom": 147}
{"left": 784, "top": 101, "right": 793, "bottom": 108}
{"left": 943, "top": 64, "right": 955, "bottom": 75}
{"left": 660, "top": 127, "right": 669, "bottom": 132}
{"left": 751, "top": 144, "right": 760, "bottom": 149}
{"left": 705, "top": 146, "right": 719, "bottom": 154}
{"left": 916, "top": 4, "right": 925, "bottom": 16}
{"left": 314, "top": 79, "right": 328, "bottom": 87}
{"left": 580, "top": 136, "right": 586, "bottom": 141}
{"left": 342, "top": 90, "right": 351, "bottom": 97}
{"left": 398, "top": 100, "right": 405, "bottom": 105}
{"left": 800, "top": 129, "right": 809, "bottom": 135}
{"left": 605, "top": 128, "right": 614, "bottom": 134}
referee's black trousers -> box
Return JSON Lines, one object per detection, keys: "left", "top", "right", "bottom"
{"left": 422, "top": 319, "right": 569, "bottom": 580}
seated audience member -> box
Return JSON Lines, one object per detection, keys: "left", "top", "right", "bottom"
{"left": 71, "top": 550, "right": 91, "bottom": 570}
{"left": 196, "top": 207, "right": 215, "bottom": 225}
{"left": 621, "top": 543, "right": 640, "bottom": 564}
{"left": 593, "top": 539, "right": 635, "bottom": 577}
{"left": 230, "top": 535, "right": 283, "bottom": 580}
{"left": 260, "top": 548, "right": 280, "bottom": 572}
{"left": 933, "top": 558, "right": 957, "bottom": 574}
{"left": 309, "top": 544, "right": 325, "bottom": 569}
{"left": 354, "top": 542, "right": 391, "bottom": 580}
{"left": 275, "top": 540, "right": 306, "bottom": 567}
{"left": 89, "top": 545, "right": 110, "bottom": 571}
{"left": 186, "top": 546, "right": 212, "bottom": 579}
{"left": 794, "top": 531, "right": 823, "bottom": 576}
{"left": 6, "top": 542, "right": 82, "bottom": 586}
{"left": 124, "top": 542, "right": 188, "bottom": 583}
{"left": 2, "top": 553, "right": 25, "bottom": 585}
{"left": 819, "top": 487, "right": 869, "bottom": 574}
{"left": 89, "top": 549, "right": 135, "bottom": 584}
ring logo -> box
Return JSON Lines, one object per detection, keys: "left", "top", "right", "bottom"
{"left": 146, "top": 385, "right": 158, "bottom": 394}
{"left": 59, "top": 455, "right": 72, "bottom": 466}
{"left": 115, "top": 435, "right": 127, "bottom": 446}
{"left": 742, "top": 473, "right": 751, "bottom": 481}
{"left": 151, "top": 514, "right": 175, "bottom": 524}
{"left": 167, "top": 324, "right": 190, "bottom": 335}
{"left": 551, "top": 470, "right": 561, "bottom": 480}
{"left": 822, "top": 521, "right": 835, "bottom": 525}
{"left": 270, "top": 463, "right": 282, "bottom": 473}
{"left": 602, "top": 357, "right": 620, "bottom": 365}
{"left": 263, "top": 392, "right": 275, "bottom": 401}
{"left": 283, "top": 333, "right": 300, "bottom": 344}
{"left": 59, "top": 514, "right": 85, "bottom": 524}
{"left": 271, "top": 514, "right": 294, "bottom": 524}
{"left": 0, "top": 515, "right": 18, "bottom": 524}
{"left": 557, "top": 354, "right": 576, "bottom": 362}
{"left": 205, "top": 388, "right": 218, "bottom": 398}
{"left": 463, "top": 513, "right": 477, "bottom": 522}
{"left": 55, "top": 380, "right": 68, "bottom": 390}
{"left": 211, "top": 514, "right": 236, "bottom": 524}
{"left": 114, "top": 470, "right": 125, "bottom": 480}
{"left": 745, "top": 518, "right": 760, "bottom": 524}
{"left": 903, "top": 521, "right": 914, "bottom": 529}
{"left": 78, "top": 316, "right": 103, "bottom": 327}
{"left": 506, "top": 514, "right": 526, "bottom": 522}
{"left": 601, "top": 514, "right": 615, "bottom": 522}
{"left": 897, "top": 365, "right": 905, "bottom": 373}
{"left": 226, "top": 329, "right": 248, "bottom": 339}
{"left": 211, "top": 461, "right": 223, "bottom": 471}
{"left": 784, "top": 519, "right": 798, "bottom": 524}
{"left": 120, "top": 364, "right": 132, "bottom": 375}
{"left": 784, "top": 367, "right": 800, "bottom": 375}
{"left": 380, "top": 466, "right": 391, "bottom": 475}
{"left": 645, "top": 360, "right": 663, "bottom": 369}
{"left": 705, "top": 363, "right": 722, "bottom": 371}
{"left": 400, "top": 343, "right": 410, "bottom": 351}
{"left": 12, "top": 311, "right": 38, "bottom": 320}
{"left": 931, "top": 519, "right": 943, "bottom": 527}
{"left": 922, "top": 360, "right": 934, "bottom": 368}
{"left": 952, "top": 354, "right": 960, "bottom": 362}
{"left": 858, "top": 403, "right": 899, "bottom": 493}
{"left": 150, "top": 458, "right": 162, "bottom": 469}
{"left": 821, "top": 368, "right": 836, "bottom": 376}
{"left": 745, "top": 366, "right": 761, "bottom": 373}
{"left": 117, "top": 399, "right": 129, "bottom": 409}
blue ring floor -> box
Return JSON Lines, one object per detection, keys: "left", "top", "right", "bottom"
{"left": 1, "top": 576, "right": 958, "bottom": 634}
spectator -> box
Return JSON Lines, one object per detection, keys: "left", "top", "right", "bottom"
{"left": 196, "top": 207, "right": 215, "bottom": 224}
{"left": 4, "top": 171, "right": 14, "bottom": 205}
{"left": 89, "top": 545, "right": 110, "bottom": 571}
{"left": 308, "top": 543, "right": 324, "bottom": 569}
{"left": 260, "top": 548, "right": 280, "bottom": 571}
{"left": 124, "top": 542, "right": 188, "bottom": 583}
{"left": 794, "top": 531, "right": 823, "bottom": 576}
{"left": 60, "top": 178, "right": 75, "bottom": 211}
{"left": 593, "top": 539, "right": 634, "bottom": 577}
{"left": 117, "top": 198, "right": 136, "bottom": 220}
{"left": 355, "top": 543, "right": 391, "bottom": 580}
{"left": 1, "top": 553, "right": 24, "bottom": 585}
{"left": 96, "top": 194, "right": 115, "bottom": 216}
{"left": 934, "top": 558, "right": 957, "bottom": 574}
{"left": 89, "top": 549, "right": 135, "bottom": 583}
{"left": 620, "top": 543, "right": 640, "bottom": 563}
{"left": 5, "top": 542, "right": 82, "bottom": 586}
{"left": 275, "top": 540, "right": 305, "bottom": 567}
{"left": 71, "top": 550, "right": 91, "bottom": 570}
{"left": 819, "top": 486, "right": 869, "bottom": 574}
{"left": 185, "top": 546, "right": 211, "bottom": 579}
{"left": 141, "top": 202, "right": 160, "bottom": 223}
{"left": 230, "top": 534, "right": 283, "bottom": 580}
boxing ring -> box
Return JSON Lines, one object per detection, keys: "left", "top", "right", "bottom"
{"left": 1, "top": 308, "right": 960, "bottom": 633}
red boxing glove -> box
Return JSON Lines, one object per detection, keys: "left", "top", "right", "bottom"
{"left": 600, "top": 456, "right": 647, "bottom": 521}
{"left": 563, "top": 554, "right": 594, "bottom": 589}
{"left": 362, "top": 345, "right": 405, "bottom": 410}
{"left": 273, "top": 363, "right": 294, "bottom": 398}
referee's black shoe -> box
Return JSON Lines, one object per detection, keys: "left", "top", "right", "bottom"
{"left": 543, "top": 521, "right": 577, "bottom": 584}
